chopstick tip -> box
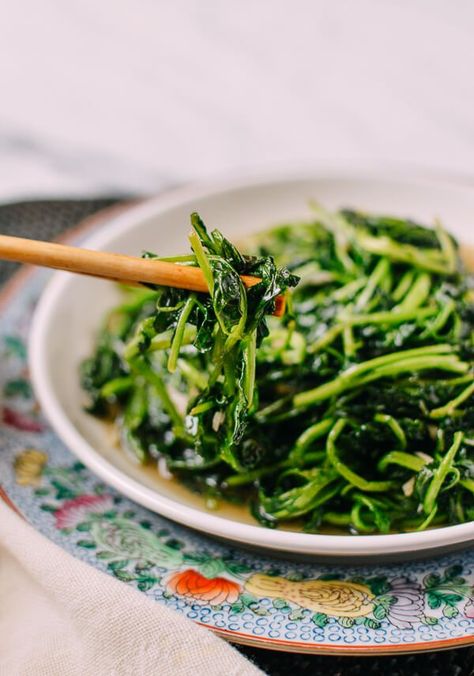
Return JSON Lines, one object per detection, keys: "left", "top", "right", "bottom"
{"left": 273, "top": 294, "right": 286, "bottom": 317}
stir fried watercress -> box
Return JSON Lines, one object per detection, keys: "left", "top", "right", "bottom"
{"left": 81, "top": 208, "right": 474, "bottom": 534}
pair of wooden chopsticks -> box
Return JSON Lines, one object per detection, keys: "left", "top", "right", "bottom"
{"left": 0, "top": 234, "right": 285, "bottom": 316}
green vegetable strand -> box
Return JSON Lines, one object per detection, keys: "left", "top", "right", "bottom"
{"left": 327, "top": 419, "right": 393, "bottom": 492}
{"left": 423, "top": 431, "right": 464, "bottom": 514}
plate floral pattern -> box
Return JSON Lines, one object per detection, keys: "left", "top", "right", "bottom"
{"left": 0, "top": 263, "right": 473, "bottom": 654}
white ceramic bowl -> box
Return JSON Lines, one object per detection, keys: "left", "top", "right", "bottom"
{"left": 30, "top": 168, "right": 474, "bottom": 559}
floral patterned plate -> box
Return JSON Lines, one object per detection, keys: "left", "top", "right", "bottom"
{"left": 0, "top": 222, "right": 473, "bottom": 656}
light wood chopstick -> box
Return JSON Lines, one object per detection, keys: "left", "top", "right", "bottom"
{"left": 0, "top": 234, "right": 286, "bottom": 316}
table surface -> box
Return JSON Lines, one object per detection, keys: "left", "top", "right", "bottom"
{"left": 1, "top": 1, "right": 474, "bottom": 202}
{"left": 1, "top": 197, "right": 472, "bottom": 675}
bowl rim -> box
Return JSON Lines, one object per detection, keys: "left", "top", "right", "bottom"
{"left": 29, "top": 166, "right": 474, "bottom": 557}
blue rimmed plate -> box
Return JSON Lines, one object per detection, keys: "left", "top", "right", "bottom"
{"left": 0, "top": 193, "right": 473, "bottom": 655}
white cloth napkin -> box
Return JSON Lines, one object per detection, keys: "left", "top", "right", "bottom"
{"left": 0, "top": 501, "right": 263, "bottom": 676}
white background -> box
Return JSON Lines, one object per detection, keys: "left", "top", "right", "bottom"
{"left": 0, "top": 0, "right": 473, "bottom": 200}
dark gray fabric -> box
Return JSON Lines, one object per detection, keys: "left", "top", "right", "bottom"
{"left": 0, "top": 198, "right": 118, "bottom": 285}
{"left": 0, "top": 198, "right": 472, "bottom": 676}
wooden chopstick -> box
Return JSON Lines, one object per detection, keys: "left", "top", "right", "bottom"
{"left": 0, "top": 234, "right": 285, "bottom": 316}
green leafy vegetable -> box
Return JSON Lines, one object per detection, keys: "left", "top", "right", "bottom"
{"left": 81, "top": 208, "right": 474, "bottom": 533}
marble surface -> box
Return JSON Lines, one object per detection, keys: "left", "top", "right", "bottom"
{"left": 0, "top": 1, "right": 474, "bottom": 201}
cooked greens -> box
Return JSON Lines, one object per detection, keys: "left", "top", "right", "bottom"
{"left": 81, "top": 208, "right": 474, "bottom": 534}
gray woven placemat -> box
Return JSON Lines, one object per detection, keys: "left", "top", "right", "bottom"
{"left": 0, "top": 198, "right": 472, "bottom": 676}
